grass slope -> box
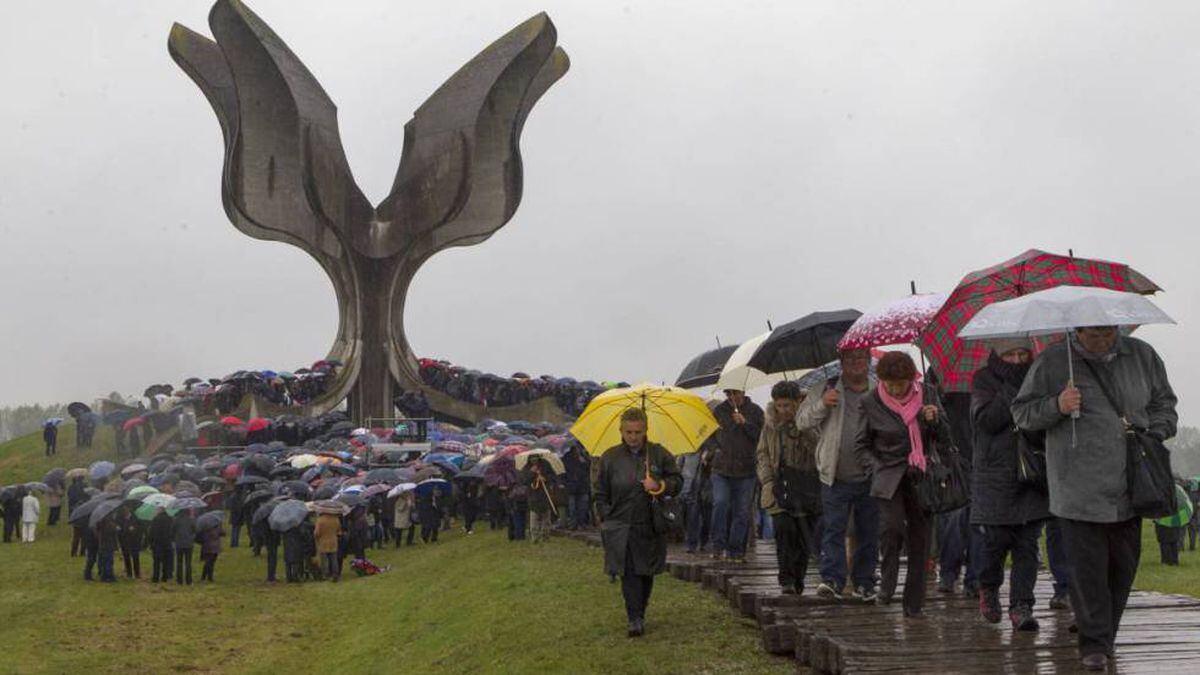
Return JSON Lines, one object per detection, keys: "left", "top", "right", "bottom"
{"left": 0, "top": 430, "right": 789, "bottom": 675}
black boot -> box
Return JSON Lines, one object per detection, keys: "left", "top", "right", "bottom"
{"left": 978, "top": 587, "right": 1001, "bottom": 624}
{"left": 1009, "top": 604, "right": 1039, "bottom": 631}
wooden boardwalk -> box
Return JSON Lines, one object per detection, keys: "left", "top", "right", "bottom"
{"left": 557, "top": 531, "right": 1200, "bottom": 673}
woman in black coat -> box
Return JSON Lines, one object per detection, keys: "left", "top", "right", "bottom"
{"left": 854, "top": 352, "right": 953, "bottom": 618}
{"left": 971, "top": 345, "right": 1050, "bottom": 631}
{"left": 593, "top": 408, "right": 681, "bottom": 638}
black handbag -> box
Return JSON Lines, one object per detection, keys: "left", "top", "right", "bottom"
{"left": 650, "top": 495, "right": 683, "bottom": 535}
{"left": 774, "top": 465, "right": 823, "bottom": 516}
{"left": 1015, "top": 428, "right": 1048, "bottom": 493}
{"left": 917, "top": 440, "right": 970, "bottom": 514}
{"left": 1081, "top": 359, "right": 1176, "bottom": 519}
{"left": 644, "top": 451, "right": 683, "bottom": 535}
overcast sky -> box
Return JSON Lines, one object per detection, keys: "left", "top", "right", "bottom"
{"left": 1, "top": 0, "right": 1197, "bottom": 422}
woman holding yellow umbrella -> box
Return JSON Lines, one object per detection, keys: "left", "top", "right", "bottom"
{"left": 575, "top": 384, "right": 718, "bottom": 638}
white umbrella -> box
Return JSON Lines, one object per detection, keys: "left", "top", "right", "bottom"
{"left": 715, "top": 331, "right": 806, "bottom": 393}
{"left": 959, "top": 286, "right": 1175, "bottom": 444}
{"left": 958, "top": 286, "right": 1174, "bottom": 340}
{"left": 386, "top": 483, "right": 418, "bottom": 499}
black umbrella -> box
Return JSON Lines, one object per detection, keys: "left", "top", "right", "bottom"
{"left": 252, "top": 497, "right": 284, "bottom": 524}
{"left": 335, "top": 492, "right": 364, "bottom": 509}
{"left": 67, "top": 402, "right": 91, "bottom": 418}
{"left": 364, "top": 468, "right": 399, "bottom": 486}
{"left": 268, "top": 499, "right": 309, "bottom": 532}
{"left": 243, "top": 454, "right": 275, "bottom": 477}
{"left": 87, "top": 498, "right": 125, "bottom": 529}
{"left": 236, "top": 474, "right": 269, "bottom": 487}
{"left": 312, "top": 482, "right": 341, "bottom": 500}
{"left": 68, "top": 494, "right": 119, "bottom": 526}
{"left": 43, "top": 468, "right": 67, "bottom": 488}
{"left": 674, "top": 344, "right": 738, "bottom": 389}
{"left": 244, "top": 487, "right": 275, "bottom": 503}
{"left": 747, "top": 309, "right": 862, "bottom": 374}
{"left": 269, "top": 465, "right": 300, "bottom": 480}
{"left": 280, "top": 481, "right": 313, "bottom": 500}
{"left": 195, "top": 510, "right": 224, "bottom": 533}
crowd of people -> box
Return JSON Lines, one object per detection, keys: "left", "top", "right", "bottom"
{"left": 417, "top": 358, "right": 625, "bottom": 415}
{"left": 3, "top": 417, "right": 600, "bottom": 587}
{"left": 657, "top": 328, "right": 1184, "bottom": 671}
{"left": 5, "top": 318, "right": 1194, "bottom": 671}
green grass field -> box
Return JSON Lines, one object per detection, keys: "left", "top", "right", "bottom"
{"left": 0, "top": 428, "right": 789, "bottom": 675}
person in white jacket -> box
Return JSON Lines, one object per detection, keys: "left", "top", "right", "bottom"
{"left": 21, "top": 489, "right": 40, "bottom": 543}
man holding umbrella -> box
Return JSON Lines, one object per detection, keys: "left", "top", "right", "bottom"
{"left": 1013, "top": 326, "right": 1178, "bottom": 671}
{"left": 709, "top": 389, "right": 764, "bottom": 563}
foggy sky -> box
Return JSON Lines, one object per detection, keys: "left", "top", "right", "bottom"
{"left": 1, "top": 0, "right": 1197, "bottom": 422}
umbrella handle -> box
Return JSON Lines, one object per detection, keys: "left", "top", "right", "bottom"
{"left": 542, "top": 482, "right": 558, "bottom": 517}
{"left": 644, "top": 455, "right": 666, "bottom": 497}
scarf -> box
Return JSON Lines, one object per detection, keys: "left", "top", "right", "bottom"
{"left": 877, "top": 381, "right": 926, "bottom": 473}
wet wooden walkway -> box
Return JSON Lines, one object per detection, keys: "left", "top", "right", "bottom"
{"left": 557, "top": 530, "right": 1200, "bottom": 673}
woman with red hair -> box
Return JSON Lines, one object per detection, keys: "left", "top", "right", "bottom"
{"left": 855, "top": 351, "right": 953, "bottom": 617}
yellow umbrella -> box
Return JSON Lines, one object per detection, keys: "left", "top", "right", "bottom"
{"left": 570, "top": 383, "right": 719, "bottom": 456}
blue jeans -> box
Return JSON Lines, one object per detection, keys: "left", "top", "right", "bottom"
{"left": 937, "top": 505, "right": 980, "bottom": 588}
{"left": 710, "top": 474, "right": 756, "bottom": 557}
{"left": 509, "top": 506, "right": 528, "bottom": 540}
{"left": 230, "top": 522, "right": 242, "bottom": 548}
{"left": 819, "top": 480, "right": 880, "bottom": 591}
{"left": 98, "top": 550, "right": 116, "bottom": 582}
{"left": 1044, "top": 518, "right": 1071, "bottom": 596}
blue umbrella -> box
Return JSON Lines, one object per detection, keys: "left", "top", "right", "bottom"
{"left": 415, "top": 478, "right": 450, "bottom": 497}
{"left": 424, "top": 452, "right": 465, "bottom": 468}
{"left": 89, "top": 461, "right": 116, "bottom": 482}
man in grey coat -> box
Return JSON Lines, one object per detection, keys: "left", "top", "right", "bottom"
{"left": 796, "top": 348, "right": 879, "bottom": 601}
{"left": 1012, "top": 327, "right": 1177, "bottom": 672}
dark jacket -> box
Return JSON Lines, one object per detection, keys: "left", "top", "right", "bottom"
{"left": 710, "top": 399, "right": 765, "bottom": 478}
{"left": 593, "top": 442, "right": 681, "bottom": 577}
{"left": 96, "top": 518, "right": 119, "bottom": 553}
{"left": 525, "top": 469, "right": 555, "bottom": 515}
{"left": 148, "top": 512, "right": 174, "bottom": 550}
{"left": 67, "top": 480, "right": 88, "bottom": 511}
{"left": 562, "top": 448, "right": 592, "bottom": 495}
{"left": 1013, "top": 335, "right": 1179, "bottom": 523}
{"left": 198, "top": 526, "right": 224, "bottom": 558}
{"left": 116, "top": 512, "right": 144, "bottom": 550}
{"left": 969, "top": 353, "right": 1049, "bottom": 526}
{"left": 282, "top": 526, "right": 307, "bottom": 564}
{"left": 854, "top": 387, "right": 954, "bottom": 500}
{"left": 173, "top": 512, "right": 197, "bottom": 550}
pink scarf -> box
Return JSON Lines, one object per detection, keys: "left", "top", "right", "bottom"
{"left": 877, "top": 381, "right": 926, "bottom": 473}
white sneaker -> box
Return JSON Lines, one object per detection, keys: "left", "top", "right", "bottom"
{"left": 816, "top": 581, "right": 842, "bottom": 600}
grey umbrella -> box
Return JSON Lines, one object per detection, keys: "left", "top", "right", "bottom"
{"left": 88, "top": 498, "right": 125, "bottom": 529}
{"left": 252, "top": 497, "right": 284, "bottom": 524}
{"left": 268, "top": 499, "right": 309, "bottom": 532}
{"left": 170, "top": 497, "right": 207, "bottom": 511}
{"left": 68, "top": 494, "right": 121, "bottom": 525}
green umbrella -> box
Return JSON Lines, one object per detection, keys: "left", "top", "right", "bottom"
{"left": 1154, "top": 485, "right": 1194, "bottom": 528}
{"left": 127, "top": 485, "right": 159, "bottom": 500}
{"left": 135, "top": 502, "right": 178, "bottom": 521}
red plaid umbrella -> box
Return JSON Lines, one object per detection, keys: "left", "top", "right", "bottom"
{"left": 839, "top": 293, "right": 949, "bottom": 350}
{"left": 219, "top": 416, "right": 244, "bottom": 427}
{"left": 918, "top": 249, "right": 1159, "bottom": 391}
